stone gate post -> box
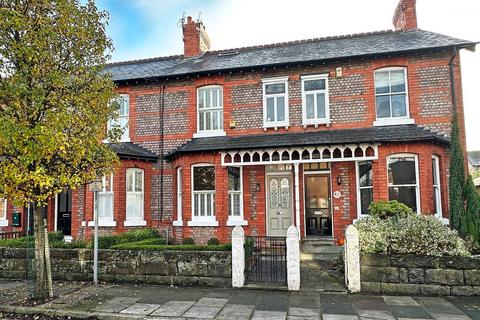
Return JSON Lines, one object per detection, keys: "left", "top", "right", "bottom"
{"left": 286, "top": 225, "right": 300, "bottom": 291}
{"left": 345, "top": 224, "right": 361, "bottom": 293}
{"left": 231, "top": 225, "right": 245, "bottom": 288}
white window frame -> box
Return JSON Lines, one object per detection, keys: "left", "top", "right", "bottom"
{"left": 227, "top": 166, "right": 247, "bottom": 226}
{"left": 0, "top": 198, "right": 8, "bottom": 227}
{"left": 301, "top": 74, "right": 330, "bottom": 126}
{"left": 89, "top": 174, "right": 116, "bottom": 227}
{"left": 188, "top": 164, "right": 218, "bottom": 227}
{"left": 373, "top": 67, "right": 414, "bottom": 126}
{"left": 173, "top": 167, "right": 183, "bottom": 226}
{"left": 107, "top": 94, "right": 130, "bottom": 142}
{"left": 125, "top": 168, "right": 146, "bottom": 226}
{"left": 355, "top": 161, "right": 373, "bottom": 219}
{"left": 387, "top": 153, "right": 421, "bottom": 213}
{"left": 193, "top": 85, "right": 225, "bottom": 138}
{"left": 432, "top": 155, "right": 443, "bottom": 218}
{"left": 262, "top": 77, "right": 289, "bottom": 129}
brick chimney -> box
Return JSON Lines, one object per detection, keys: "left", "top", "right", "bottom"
{"left": 182, "top": 16, "right": 211, "bottom": 57}
{"left": 393, "top": 0, "right": 418, "bottom": 31}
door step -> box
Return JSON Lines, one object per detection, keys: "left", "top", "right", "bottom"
{"left": 301, "top": 238, "right": 343, "bottom": 262}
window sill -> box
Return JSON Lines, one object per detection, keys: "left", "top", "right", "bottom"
{"left": 124, "top": 219, "right": 147, "bottom": 227}
{"left": 187, "top": 220, "right": 219, "bottom": 227}
{"left": 103, "top": 138, "right": 131, "bottom": 143}
{"left": 437, "top": 217, "right": 449, "bottom": 225}
{"left": 173, "top": 220, "right": 183, "bottom": 227}
{"left": 0, "top": 220, "right": 8, "bottom": 227}
{"left": 226, "top": 219, "right": 248, "bottom": 226}
{"left": 373, "top": 118, "right": 415, "bottom": 126}
{"left": 193, "top": 131, "right": 226, "bottom": 138}
{"left": 88, "top": 220, "right": 117, "bottom": 227}
{"left": 263, "top": 123, "right": 290, "bottom": 131}
{"left": 302, "top": 119, "right": 331, "bottom": 127}
{"left": 352, "top": 215, "right": 368, "bottom": 224}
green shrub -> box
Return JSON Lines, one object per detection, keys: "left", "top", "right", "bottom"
{"left": 110, "top": 238, "right": 166, "bottom": 249}
{"left": 182, "top": 237, "right": 195, "bottom": 245}
{"left": 0, "top": 236, "right": 34, "bottom": 248}
{"left": 368, "top": 200, "right": 415, "bottom": 219}
{"left": 207, "top": 237, "right": 220, "bottom": 245}
{"left": 50, "top": 241, "right": 87, "bottom": 249}
{"left": 48, "top": 231, "right": 64, "bottom": 242}
{"left": 111, "top": 243, "right": 231, "bottom": 251}
{"left": 355, "top": 214, "right": 469, "bottom": 256}
{"left": 89, "top": 228, "right": 161, "bottom": 249}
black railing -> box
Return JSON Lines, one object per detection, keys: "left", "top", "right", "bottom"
{"left": 245, "top": 236, "right": 286, "bottom": 284}
{"left": 0, "top": 231, "right": 24, "bottom": 240}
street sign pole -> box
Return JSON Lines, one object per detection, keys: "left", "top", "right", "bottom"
{"left": 93, "top": 189, "right": 99, "bottom": 285}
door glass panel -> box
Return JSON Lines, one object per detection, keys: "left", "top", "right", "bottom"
{"left": 269, "top": 178, "right": 279, "bottom": 209}
{"left": 305, "top": 176, "right": 329, "bottom": 209}
{"left": 280, "top": 178, "right": 290, "bottom": 209}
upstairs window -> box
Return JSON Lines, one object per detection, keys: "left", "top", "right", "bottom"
{"left": 191, "top": 165, "right": 216, "bottom": 224}
{"left": 356, "top": 161, "right": 373, "bottom": 216}
{"left": 125, "top": 168, "right": 145, "bottom": 225}
{"left": 196, "top": 86, "right": 224, "bottom": 137}
{"left": 374, "top": 68, "right": 412, "bottom": 125}
{"left": 262, "top": 77, "right": 289, "bottom": 128}
{"left": 302, "top": 74, "right": 330, "bottom": 125}
{"left": 387, "top": 154, "right": 419, "bottom": 212}
{"left": 108, "top": 94, "right": 129, "bottom": 142}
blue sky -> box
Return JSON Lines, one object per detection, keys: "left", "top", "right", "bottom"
{"left": 96, "top": 0, "right": 480, "bottom": 151}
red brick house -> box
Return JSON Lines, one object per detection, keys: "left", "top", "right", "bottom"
{"left": 1, "top": 0, "right": 476, "bottom": 244}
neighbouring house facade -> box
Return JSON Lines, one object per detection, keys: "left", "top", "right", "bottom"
{"left": 0, "top": 0, "right": 476, "bottom": 244}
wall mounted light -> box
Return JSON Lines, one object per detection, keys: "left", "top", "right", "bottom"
{"left": 336, "top": 175, "right": 343, "bottom": 186}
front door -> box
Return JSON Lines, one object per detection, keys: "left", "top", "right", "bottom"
{"left": 57, "top": 189, "right": 72, "bottom": 236}
{"left": 267, "top": 175, "right": 293, "bottom": 236}
{"left": 305, "top": 174, "right": 332, "bottom": 236}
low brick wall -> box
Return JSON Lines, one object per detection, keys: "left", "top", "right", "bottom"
{"left": 0, "top": 248, "right": 231, "bottom": 287}
{"left": 360, "top": 254, "right": 480, "bottom": 296}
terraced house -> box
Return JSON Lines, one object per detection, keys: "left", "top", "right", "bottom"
{"left": 0, "top": 0, "right": 476, "bottom": 244}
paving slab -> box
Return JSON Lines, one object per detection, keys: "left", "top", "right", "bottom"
{"left": 288, "top": 307, "right": 320, "bottom": 317}
{"left": 415, "top": 297, "right": 465, "bottom": 315}
{"left": 352, "top": 295, "right": 390, "bottom": 311}
{"left": 357, "top": 309, "right": 396, "bottom": 320}
{"left": 286, "top": 316, "right": 319, "bottom": 320}
{"left": 389, "top": 305, "right": 434, "bottom": 319}
{"left": 195, "top": 297, "right": 229, "bottom": 308}
{"left": 215, "top": 304, "right": 255, "bottom": 319}
{"left": 119, "top": 302, "right": 160, "bottom": 315}
{"left": 322, "top": 315, "right": 358, "bottom": 320}
{"left": 383, "top": 296, "right": 419, "bottom": 306}
{"left": 93, "top": 296, "right": 141, "bottom": 313}
{"left": 183, "top": 305, "right": 222, "bottom": 319}
{"left": 251, "top": 310, "right": 287, "bottom": 320}
{"left": 429, "top": 314, "right": 472, "bottom": 320}
{"left": 320, "top": 303, "right": 357, "bottom": 315}
{"left": 150, "top": 300, "right": 196, "bottom": 317}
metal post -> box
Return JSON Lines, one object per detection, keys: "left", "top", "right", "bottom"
{"left": 93, "top": 190, "right": 99, "bottom": 285}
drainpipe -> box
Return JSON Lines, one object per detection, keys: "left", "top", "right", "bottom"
{"left": 158, "top": 84, "right": 166, "bottom": 224}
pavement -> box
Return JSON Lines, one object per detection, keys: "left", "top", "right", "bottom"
{"left": 0, "top": 280, "right": 479, "bottom": 320}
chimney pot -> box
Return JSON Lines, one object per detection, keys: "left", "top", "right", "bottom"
{"left": 393, "top": 0, "right": 417, "bottom": 31}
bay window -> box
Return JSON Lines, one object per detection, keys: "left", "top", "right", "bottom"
{"left": 302, "top": 74, "right": 330, "bottom": 125}
{"left": 227, "top": 167, "right": 247, "bottom": 226}
{"left": 92, "top": 174, "right": 115, "bottom": 226}
{"left": 189, "top": 165, "right": 218, "bottom": 226}
{"left": 108, "top": 94, "right": 129, "bottom": 142}
{"left": 374, "top": 67, "right": 413, "bottom": 126}
{"left": 387, "top": 154, "right": 420, "bottom": 212}
{"left": 0, "top": 198, "right": 7, "bottom": 226}
{"left": 432, "top": 155, "right": 442, "bottom": 217}
{"left": 356, "top": 161, "right": 373, "bottom": 217}
{"left": 263, "top": 77, "right": 289, "bottom": 128}
{"left": 195, "top": 86, "right": 224, "bottom": 137}
{"left": 125, "top": 168, "right": 145, "bottom": 226}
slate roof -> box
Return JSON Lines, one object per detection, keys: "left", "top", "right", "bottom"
{"left": 108, "top": 142, "right": 158, "bottom": 162}
{"left": 165, "top": 125, "right": 449, "bottom": 160}
{"left": 468, "top": 151, "right": 480, "bottom": 168}
{"left": 105, "top": 29, "right": 476, "bottom": 82}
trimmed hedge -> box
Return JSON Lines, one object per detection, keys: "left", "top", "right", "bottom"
{"left": 89, "top": 228, "right": 161, "bottom": 249}
{"left": 111, "top": 243, "right": 231, "bottom": 251}
{"left": 0, "top": 234, "right": 87, "bottom": 249}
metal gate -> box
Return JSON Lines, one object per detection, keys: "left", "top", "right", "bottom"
{"left": 244, "top": 236, "right": 287, "bottom": 285}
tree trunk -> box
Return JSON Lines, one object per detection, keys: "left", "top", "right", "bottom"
{"left": 33, "top": 205, "right": 48, "bottom": 298}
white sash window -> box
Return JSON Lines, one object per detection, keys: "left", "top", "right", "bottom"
{"left": 189, "top": 165, "right": 218, "bottom": 226}
{"left": 125, "top": 168, "right": 145, "bottom": 226}
{"left": 108, "top": 94, "right": 130, "bottom": 142}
